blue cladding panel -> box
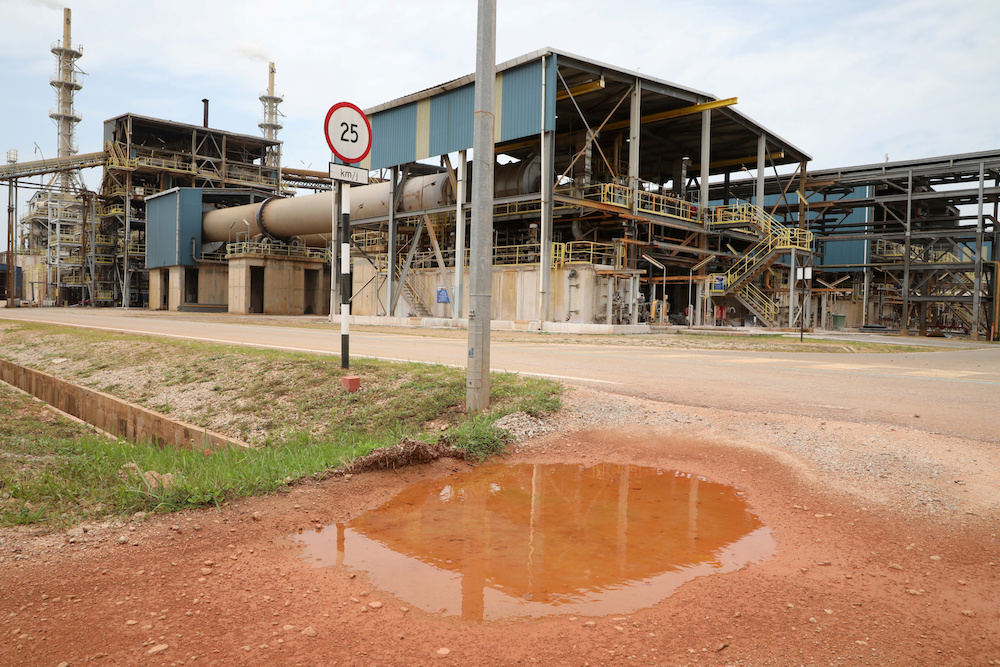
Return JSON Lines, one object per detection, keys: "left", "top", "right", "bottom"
{"left": 369, "top": 55, "right": 557, "bottom": 168}
{"left": 814, "top": 186, "right": 872, "bottom": 270}
{"left": 370, "top": 104, "right": 418, "bottom": 170}
{"left": 178, "top": 189, "right": 203, "bottom": 266}
{"left": 500, "top": 61, "right": 543, "bottom": 142}
{"left": 146, "top": 188, "right": 202, "bottom": 269}
{"left": 428, "top": 86, "right": 474, "bottom": 158}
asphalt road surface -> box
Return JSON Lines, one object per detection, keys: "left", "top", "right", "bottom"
{"left": 2, "top": 308, "right": 997, "bottom": 443}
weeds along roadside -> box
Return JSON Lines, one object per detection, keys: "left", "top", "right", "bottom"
{"left": 0, "top": 323, "right": 561, "bottom": 528}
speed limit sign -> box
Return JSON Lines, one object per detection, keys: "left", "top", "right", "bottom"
{"left": 324, "top": 102, "right": 372, "bottom": 164}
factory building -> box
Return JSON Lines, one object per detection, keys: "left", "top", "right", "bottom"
{"left": 2, "top": 11, "right": 996, "bottom": 338}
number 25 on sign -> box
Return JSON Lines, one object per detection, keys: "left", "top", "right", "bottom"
{"left": 324, "top": 102, "right": 372, "bottom": 165}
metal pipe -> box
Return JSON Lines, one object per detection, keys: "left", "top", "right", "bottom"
{"left": 202, "top": 99, "right": 209, "bottom": 128}
{"left": 201, "top": 173, "right": 453, "bottom": 245}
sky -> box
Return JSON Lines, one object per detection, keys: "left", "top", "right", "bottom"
{"left": 2, "top": 0, "right": 999, "bottom": 248}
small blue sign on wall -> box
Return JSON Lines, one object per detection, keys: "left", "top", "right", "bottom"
{"left": 436, "top": 287, "right": 450, "bottom": 303}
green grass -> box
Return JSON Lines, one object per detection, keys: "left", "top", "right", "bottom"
{"left": 0, "top": 324, "right": 562, "bottom": 528}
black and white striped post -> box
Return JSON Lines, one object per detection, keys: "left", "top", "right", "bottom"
{"left": 339, "top": 182, "right": 351, "bottom": 369}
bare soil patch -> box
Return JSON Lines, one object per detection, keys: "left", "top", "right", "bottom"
{"left": 2, "top": 387, "right": 998, "bottom": 666}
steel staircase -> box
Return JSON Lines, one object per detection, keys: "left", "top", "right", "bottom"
{"left": 708, "top": 204, "right": 813, "bottom": 327}
{"left": 394, "top": 253, "right": 433, "bottom": 317}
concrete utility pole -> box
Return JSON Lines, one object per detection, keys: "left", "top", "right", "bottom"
{"left": 466, "top": 0, "right": 496, "bottom": 412}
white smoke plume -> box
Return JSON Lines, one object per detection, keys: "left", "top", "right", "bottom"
{"left": 32, "top": 0, "right": 64, "bottom": 10}
{"left": 234, "top": 42, "right": 271, "bottom": 63}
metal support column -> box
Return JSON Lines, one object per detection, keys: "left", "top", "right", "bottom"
{"left": 902, "top": 169, "right": 913, "bottom": 334}
{"left": 466, "top": 0, "right": 496, "bottom": 413}
{"left": 123, "top": 171, "right": 131, "bottom": 308}
{"left": 862, "top": 203, "right": 871, "bottom": 326}
{"left": 789, "top": 248, "right": 796, "bottom": 328}
{"left": 756, "top": 134, "right": 766, "bottom": 209}
{"left": 453, "top": 152, "right": 467, "bottom": 319}
{"left": 6, "top": 179, "right": 14, "bottom": 306}
{"left": 539, "top": 133, "right": 554, "bottom": 324}
{"left": 628, "top": 80, "right": 641, "bottom": 215}
{"left": 799, "top": 161, "right": 810, "bottom": 328}
{"left": 698, "top": 109, "right": 710, "bottom": 326}
{"left": 388, "top": 165, "right": 398, "bottom": 317}
{"left": 972, "top": 161, "right": 985, "bottom": 340}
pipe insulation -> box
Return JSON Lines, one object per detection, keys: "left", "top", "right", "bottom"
{"left": 201, "top": 172, "right": 454, "bottom": 246}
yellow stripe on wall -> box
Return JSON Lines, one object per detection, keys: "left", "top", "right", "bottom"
{"left": 416, "top": 98, "right": 431, "bottom": 161}
{"left": 493, "top": 72, "right": 503, "bottom": 144}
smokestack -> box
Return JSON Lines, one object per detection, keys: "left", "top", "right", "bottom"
{"left": 202, "top": 98, "right": 209, "bottom": 128}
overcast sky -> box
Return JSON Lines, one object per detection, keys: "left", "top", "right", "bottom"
{"left": 2, "top": 0, "right": 998, "bottom": 248}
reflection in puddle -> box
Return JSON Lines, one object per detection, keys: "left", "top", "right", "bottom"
{"left": 296, "top": 463, "right": 774, "bottom": 621}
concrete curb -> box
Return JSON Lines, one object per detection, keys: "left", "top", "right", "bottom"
{"left": 0, "top": 358, "right": 249, "bottom": 450}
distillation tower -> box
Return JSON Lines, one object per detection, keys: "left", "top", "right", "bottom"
{"left": 16, "top": 7, "right": 94, "bottom": 305}
{"left": 258, "top": 62, "right": 284, "bottom": 169}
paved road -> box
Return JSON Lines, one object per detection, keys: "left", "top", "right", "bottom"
{"left": 2, "top": 309, "right": 998, "bottom": 443}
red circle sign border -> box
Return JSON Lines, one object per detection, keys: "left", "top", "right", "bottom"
{"left": 324, "top": 101, "right": 373, "bottom": 164}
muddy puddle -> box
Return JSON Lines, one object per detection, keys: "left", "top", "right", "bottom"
{"left": 296, "top": 463, "right": 774, "bottom": 620}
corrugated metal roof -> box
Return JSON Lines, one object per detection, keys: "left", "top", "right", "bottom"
{"left": 363, "top": 48, "right": 811, "bottom": 170}
{"left": 364, "top": 47, "right": 712, "bottom": 115}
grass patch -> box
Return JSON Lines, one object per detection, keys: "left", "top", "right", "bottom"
{"left": 0, "top": 324, "right": 562, "bottom": 528}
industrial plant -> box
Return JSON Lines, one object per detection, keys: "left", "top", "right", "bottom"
{"left": 2, "top": 9, "right": 997, "bottom": 340}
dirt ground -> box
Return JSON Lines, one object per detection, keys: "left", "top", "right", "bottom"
{"left": 2, "top": 387, "right": 999, "bottom": 667}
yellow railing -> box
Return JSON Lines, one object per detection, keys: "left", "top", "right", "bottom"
{"left": 226, "top": 240, "right": 329, "bottom": 261}
{"left": 494, "top": 243, "right": 542, "bottom": 266}
{"left": 100, "top": 205, "right": 126, "bottom": 217}
{"left": 352, "top": 229, "right": 389, "bottom": 249}
{"left": 224, "top": 167, "right": 277, "bottom": 187}
{"left": 739, "top": 282, "right": 778, "bottom": 324}
{"left": 135, "top": 155, "right": 196, "bottom": 174}
{"left": 559, "top": 183, "right": 703, "bottom": 223}
{"left": 554, "top": 241, "right": 616, "bottom": 267}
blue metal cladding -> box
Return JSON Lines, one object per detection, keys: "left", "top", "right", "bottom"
{"left": 370, "top": 104, "right": 418, "bottom": 169}
{"left": 146, "top": 188, "right": 202, "bottom": 269}
{"left": 369, "top": 54, "right": 558, "bottom": 169}
{"left": 499, "top": 60, "right": 545, "bottom": 142}
{"left": 814, "top": 186, "right": 872, "bottom": 270}
{"left": 428, "top": 86, "right": 474, "bottom": 158}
